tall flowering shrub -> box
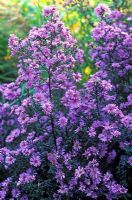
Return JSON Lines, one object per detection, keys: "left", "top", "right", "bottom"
{"left": 0, "top": 6, "right": 83, "bottom": 199}
{"left": 0, "top": 4, "right": 131, "bottom": 200}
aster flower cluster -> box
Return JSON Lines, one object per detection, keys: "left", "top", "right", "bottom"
{"left": 0, "top": 5, "right": 131, "bottom": 200}
{"left": 94, "top": 4, "right": 111, "bottom": 18}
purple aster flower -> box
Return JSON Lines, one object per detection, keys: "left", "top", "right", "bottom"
{"left": 20, "top": 195, "right": 28, "bottom": 200}
{"left": 73, "top": 140, "right": 81, "bottom": 151}
{"left": 103, "top": 172, "right": 112, "bottom": 184}
{"left": 5, "top": 135, "right": 14, "bottom": 143}
{"left": 107, "top": 150, "right": 117, "bottom": 163}
{"left": 55, "top": 170, "right": 65, "bottom": 183}
{"left": 0, "top": 191, "right": 6, "bottom": 200}
{"left": 57, "top": 184, "right": 68, "bottom": 194}
{"left": 58, "top": 116, "right": 68, "bottom": 127}
{"left": 92, "top": 27, "right": 105, "bottom": 41}
{"left": 33, "top": 92, "right": 44, "bottom": 102}
{"left": 11, "top": 188, "right": 21, "bottom": 198}
{"left": 109, "top": 10, "right": 122, "bottom": 20}
{"left": 73, "top": 72, "right": 82, "bottom": 82}
{"left": 5, "top": 155, "right": 16, "bottom": 165}
{"left": 128, "top": 156, "right": 132, "bottom": 166}
{"left": 41, "top": 101, "right": 52, "bottom": 115}
{"left": 75, "top": 166, "right": 85, "bottom": 179}
{"left": 62, "top": 89, "right": 81, "bottom": 109}
{"left": 30, "top": 155, "right": 41, "bottom": 167}
{"left": 17, "top": 170, "right": 36, "bottom": 186}
{"left": 0, "top": 154, "right": 4, "bottom": 163}
{"left": 42, "top": 6, "right": 58, "bottom": 17}
{"left": 103, "top": 104, "right": 123, "bottom": 116}
{"left": 8, "top": 34, "right": 19, "bottom": 55}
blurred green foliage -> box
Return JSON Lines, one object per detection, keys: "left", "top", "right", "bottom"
{"left": 0, "top": 0, "right": 131, "bottom": 83}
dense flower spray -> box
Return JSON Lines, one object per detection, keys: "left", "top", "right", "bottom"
{"left": 0, "top": 5, "right": 131, "bottom": 200}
